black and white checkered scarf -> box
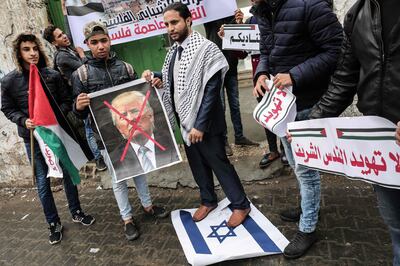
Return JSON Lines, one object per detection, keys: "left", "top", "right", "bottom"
{"left": 161, "top": 31, "right": 228, "bottom": 146}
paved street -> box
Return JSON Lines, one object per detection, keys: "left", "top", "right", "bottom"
{"left": 0, "top": 169, "right": 393, "bottom": 266}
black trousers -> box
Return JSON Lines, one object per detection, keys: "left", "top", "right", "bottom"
{"left": 184, "top": 134, "right": 250, "bottom": 210}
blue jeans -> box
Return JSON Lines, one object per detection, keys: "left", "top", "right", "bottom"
{"left": 374, "top": 185, "right": 400, "bottom": 265}
{"left": 112, "top": 175, "right": 153, "bottom": 221}
{"left": 25, "top": 141, "right": 81, "bottom": 224}
{"left": 281, "top": 108, "right": 321, "bottom": 233}
{"left": 84, "top": 118, "right": 101, "bottom": 160}
{"left": 221, "top": 74, "right": 244, "bottom": 140}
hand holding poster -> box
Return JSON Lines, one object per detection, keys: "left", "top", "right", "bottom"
{"left": 288, "top": 116, "right": 400, "bottom": 189}
{"left": 89, "top": 79, "right": 182, "bottom": 183}
{"left": 222, "top": 24, "right": 260, "bottom": 51}
{"left": 253, "top": 79, "right": 296, "bottom": 137}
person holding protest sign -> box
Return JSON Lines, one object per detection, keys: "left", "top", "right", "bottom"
{"left": 71, "top": 21, "right": 168, "bottom": 241}
{"left": 43, "top": 25, "right": 108, "bottom": 173}
{"left": 252, "top": 0, "right": 343, "bottom": 259}
{"left": 1, "top": 33, "right": 95, "bottom": 245}
{"left": 309, "top": 0, "right": 400, "bottom": 264}
{"left": 146, "top": 2, "right": 251, "bottom": 227}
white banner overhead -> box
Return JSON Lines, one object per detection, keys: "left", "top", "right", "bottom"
{"left": 222, "top": 24, "right": 260, "bottom": 51}
{"left": 65, "top": 0, "right": 238, "bottom": 48}
{"left": 288, "top": 116, "right": 400, "bottom": 189}
{"left": 171, "top": 198, "right": 289, "bottom": 266}
{"left": 253, "top": 79, "right": 296, "bottom": 137}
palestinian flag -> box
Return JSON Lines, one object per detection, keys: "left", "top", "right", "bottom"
{"left": 288, "top": 128, "right": 327, "bottom": 138}
{"left": 28, "top": 64, "right": 91, "bottom": 185}
{"left": 336, "top": 128, "right": 396, "bottom": 141}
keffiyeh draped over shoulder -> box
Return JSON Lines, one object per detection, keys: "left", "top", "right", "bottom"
{"left": 161, "top": 31, "right": 228, "bottom": 146}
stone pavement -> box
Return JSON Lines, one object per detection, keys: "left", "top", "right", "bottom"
{"left": 0, "top": 170, "right": 393, "bottom": 266}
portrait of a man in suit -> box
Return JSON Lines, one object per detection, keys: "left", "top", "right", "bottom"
{"left": 107, "top": 90, "right": 180, "bottom": 182}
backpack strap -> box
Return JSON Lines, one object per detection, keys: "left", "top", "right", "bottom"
{"left": 123, "top": 62, "right": 136, "bottom": 80}
{"left": 76, "top": 64, "right": 89, "bottom": 88}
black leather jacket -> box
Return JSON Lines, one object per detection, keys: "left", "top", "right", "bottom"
{"left": 310, "top": 0, "right": 400, "bottom": 124}
{"left": 54, "top": 46, "right": 84, "bottom": 87}
{"left": 71, "top": 52, "right": 137, "bottom": 119}
{"left": 1, "top": 68, "right": 71, "bottom": 142}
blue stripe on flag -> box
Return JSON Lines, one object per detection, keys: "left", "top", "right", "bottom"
{"left": 230, "top": 207, "right": 281, "bottom": 253}
{"left": 180, "top": 211, "right": 212, "bottom": 254}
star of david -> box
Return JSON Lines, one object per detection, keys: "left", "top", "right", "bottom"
{"left": 207, "top": 220, "right": 237, "bottom": 243}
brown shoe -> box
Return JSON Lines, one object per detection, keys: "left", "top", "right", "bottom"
{"left": 227, "top": 208, "right": 251, "bottom": 227}
{"left": 192, "top": 204, "right": 217, "bottom": 222}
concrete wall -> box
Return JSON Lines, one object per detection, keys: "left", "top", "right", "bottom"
{"left": 0, "top": 0, "right": 357, "bottom": 186}
{"left": 0, "top": 0, "right": 50, "bottom": 186}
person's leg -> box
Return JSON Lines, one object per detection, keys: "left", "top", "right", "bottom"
{"left": 184, "top": 143, "right": 218, "bottom": 207}
{"left": 224, "top": 74, "right": 244, "bottom": 140}
{"left": 84, "top": 118, "right": 101, "bottom": 160}
{"left": 198, "top": 135, "right": 250, "bottom": 210}
{"left": 25, "top": 142, "right": 59, "bottom": 224}
{"left": 112, "top": 179, "right": 133, "bottom": 221}
{"left": 132, "top": 174, "right": 152, "bottom": 209}
{"left": 62, "top": 170, "right": 81, "bottom": 214}
{"left": 374, "top": 185, "right": 400, "bottom": 265}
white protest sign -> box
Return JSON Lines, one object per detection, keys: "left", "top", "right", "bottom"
{"left": 222, "top": 24, "right": 260, "bottom": 51}
{"left": 288, "top": 116, "right": 400, "bottom": 189}
{"left": 66, "top": 0, "right": 237, "bottom": 49}
{"left": 171, "top": 198, "right": 289, "bottom": 266}
{"left": 253, "top": 80, "right": 296, "bottom": 137}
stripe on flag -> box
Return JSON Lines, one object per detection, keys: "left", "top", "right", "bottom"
{"left": 336, "top": 128, "right": 396, "bottom": 140}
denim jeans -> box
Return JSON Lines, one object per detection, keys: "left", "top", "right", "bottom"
{"left": 280, "top": 108, "right": 321, "bottom": 233}
{"left": 221, "top": 74, "right": 244, "bottom": 140}
{"left": 112, "top": 175, "right": 153, "bottom": 221}
{"left": 374, "top": 185, "right": 400, "bottom": 266}
{"left": 84, "top": 118, "right": 101, "bottom": 160}
{"left": 25, "top": 141, "right": 81, "bottom": 224}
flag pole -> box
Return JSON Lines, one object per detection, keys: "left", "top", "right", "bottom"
{"left": 30, "top": 129, "right": 36, "bottom": 186}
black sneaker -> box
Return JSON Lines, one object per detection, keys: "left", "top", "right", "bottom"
{"left": 283, "top": 231, "right": 317, "bottom": 259}
{"left": 235, "top": 137, "right": 259, "bottom": 146}
{"left": 95, "top": 157, "right": 107, "bottom": 171}
{"left": 280, "top": 207, "right": 302, "bottom": 222}
{"left": 143, "top": 205, "right": 170, "bottom": 218}
{"left": 72, "top": 210, "right": 96, "bottom": 226}
{"left": 225, "top": 143, "right": 233, "bottom": 156}
{"left": 48, "top": 222, "right": 63, "bottom": 245}
{"left": 124, "top": 221, "right": 140, "bottom": 241}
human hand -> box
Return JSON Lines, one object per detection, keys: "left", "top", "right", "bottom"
{"left": 273, "top": 73, "right": 293, "bottom": 90}
{"left": 286, "top": 130, "right": 292, "bottom": 144}
{"left": 253, "top": 74, "right": 269, "bottom": 97}
{"left": 25, "top": 119, "right": 35, "bottom": 129}
{"left": 188, "top": 128, "right": 204, "bottom": 144}
{"left": 396, "top": 122, "right": 400, "bottom": 146}
{"left": 141, "top": 70, "right": 163, "bottom": 88}
{"left": 75, "top": 46, "right": 85, "bottom": 59}
{"left": 234, "top": 9, "right": 244, "bottom": 24}
{"left": 217, "top": 25, "right": 225, "bottom": 39}
{"left": 76, "top": 93, "right": 90, "bottom": 111}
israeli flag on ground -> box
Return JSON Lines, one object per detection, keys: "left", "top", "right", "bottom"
{"left": 171, "top": 198, "right": 289, "bottom": 266}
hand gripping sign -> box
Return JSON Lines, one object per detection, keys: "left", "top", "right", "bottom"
{"left": 253, "top": 79, "right": 297, "bottom": 137}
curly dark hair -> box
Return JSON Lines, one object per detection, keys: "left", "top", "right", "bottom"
{"left": 12, "top": 33, "right": 49, "bottom": 71}
{"left": 43, "top": 24, "right": 57, "bottom": 43}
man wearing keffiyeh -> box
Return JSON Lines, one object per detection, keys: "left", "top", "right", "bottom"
{"left": 145, "top": 2, "right": 251, "bottom": 227}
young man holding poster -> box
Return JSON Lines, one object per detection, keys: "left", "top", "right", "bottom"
{"left": 1, "top": 33, "right": 95, "bottom": 245}
{"left": 72, "top": 21, "right": 168, "bottom": 241}
{"left": 309, "top": 0, "right": 400, "bottom": 263}
{"left": 147, "top": 2, "right": 251, "bottom": 227}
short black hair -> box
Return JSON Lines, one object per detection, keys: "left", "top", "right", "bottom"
{"left": 163, "top": 2, "right": 191, "bottom": 20}
{"left": 43, "top": 25, "right": 57, "bottom": 43}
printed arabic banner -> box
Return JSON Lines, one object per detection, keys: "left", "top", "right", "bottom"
{"left": 66, "top": 0, "right": 237, "bottom": 48}
{"left": 288, "top": 116, "right": 400, "bottom": 189}
{"left": 253, "top": 80, "right": 296, "bottom": 137}
{"left": 222, "top": 24, "right": 260, "bottom": 51}
{"left": 89, "top": 79, "right": 182, "bottom": 183}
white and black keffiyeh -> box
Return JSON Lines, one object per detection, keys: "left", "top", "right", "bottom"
{"left": 161, "top": 31, "right": 229, "bottom": 146}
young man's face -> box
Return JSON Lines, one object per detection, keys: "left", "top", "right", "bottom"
{"left": 86, "top": 33, "right": 111, "bottom": 59}
{"left": 163, "top": 10, "right": 191, "bottom": 43}
{"left": 20, "top": 41, "right": 39, "bottom": 68}
{"left": 114, "top": 100, "right": 154, "bottom": 145}
{"left": 52, "top": 28, "right": 71, "bottom": 48}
